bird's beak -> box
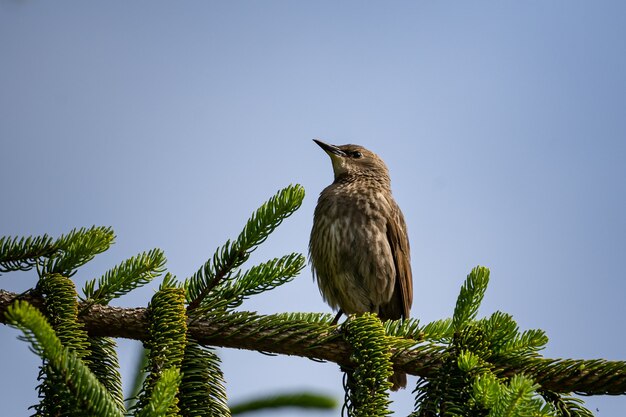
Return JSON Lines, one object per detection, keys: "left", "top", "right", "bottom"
{"left": 313, "top": 139, "right": 346, "bottom": 157}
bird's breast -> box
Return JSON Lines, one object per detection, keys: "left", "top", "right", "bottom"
{"left": 310, "top": 184, "right": 396, "bottom": 313}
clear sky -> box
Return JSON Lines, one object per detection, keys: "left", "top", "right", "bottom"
{"left": 1, "top": 2, "right": 625, "bottom": 416}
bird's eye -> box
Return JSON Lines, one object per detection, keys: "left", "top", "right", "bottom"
{"left": 351, "top": 151, "right": 362, "bottom": 159}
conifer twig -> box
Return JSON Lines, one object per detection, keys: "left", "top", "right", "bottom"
{"left": 2, "top": 289, "right": 625, "bottom": 396}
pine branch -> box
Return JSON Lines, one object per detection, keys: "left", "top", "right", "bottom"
{"left": 4, "top": 301, "right": 124, "bottom": 417}
{"left": 135, "top": 288, "right": 187, "bottom": 416}
{"left": 38, "top": 274, "right": 91, "bottom": 357}
{"left": 179, "top": 339, "right": 231, "bottom": 417}
{"left": 0, "top": 234, "right": 56, "bottom": 274}
{"left": 453, "top": 266, "right": 490, "bottom": 331}
{"left": 37, "top": 274, "right": 94, "bottom": 416}
{"left": 43, "top": 226, "right": 115, "bottom": 277}
{"left": 87, "top": 336, "right": 125, "bottom": 412}
{"left": 2, "top": 289, "right": 624, "bottom": 396}
{"left": 185, "top": 184, "right": 305, "bottom": 311}
{"left": 82, "top": 248, "right": 166, "bottom": 305}
{"left": 212, "top": 253, "right": 306, "bottom": 311}
{"left": 0, "top": 226, "right": 114, "bottom": 280}
{"left": 137, "top": 367, "right": 181, "bottom": 417}
{"left": 229, "top": 392, "right": 336, "bottom": 415}
{"left": 343, "top": 313, "right": 393, "bottom": 416}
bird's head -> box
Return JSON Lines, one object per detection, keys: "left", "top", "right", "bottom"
{"left": 313, "top": 139, "right": 390, "bottom": 183}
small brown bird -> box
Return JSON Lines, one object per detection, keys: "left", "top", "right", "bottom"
{"left": 309, "top": 139, "right": 413, "bottom": 390}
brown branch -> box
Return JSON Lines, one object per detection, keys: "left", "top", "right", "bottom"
{"left": 2, "top": 289, "right": 626, "bottom": 396}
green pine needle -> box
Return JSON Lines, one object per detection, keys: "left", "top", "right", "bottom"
{"left": 5, "top": 301, "right": 124, "bottom": 417}
{"left": 383, "top": 317, "right": 422, "bottom": 340}
{"left": 82, "top": 248, "right": 166, "bottom": 305}
{"left": 212, "top": 253, "right": 306, "bottom": 310}
{"left": 137, "top": 367, "right": 181, "bottom": 417}
{"left": 491, "top": 375, "right": 541, "bottom": 417}
{"left": 453, "top": 265, "right": 490, "bottom": 331}
{"left": 38, "top": 274, "right": 91, "bottom": 357}
{"left": 186, "top": 184, "right": 305, "bottom": 311}
{"left": 87, "top": 336, "right": 125, "bottom": 412}
{"left": 421, "top": 318, "right": 454, "bottom": 343}
{"left": 135, "top": 288, "right": 187, "bottom": 416}
{"left": 230, "top": 392, "right": 337, "bottom": 415}
{"left": 0, "top": 234, "right": 56, "bottom": 274}
{"left": 43, "top": 226, "right": 115, "bottom": 277}
{"left": 236, "top": 183, "right": 305, "bottom": 250}
{"left": 343, "top": 313, "right": 393, "bottom": 417}
{"left": 179, "top": 340, "right": 231, "bottom": 417}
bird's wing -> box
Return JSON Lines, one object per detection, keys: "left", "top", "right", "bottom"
{"left": 386, "top": 204, "right": 413, "bottom": 319}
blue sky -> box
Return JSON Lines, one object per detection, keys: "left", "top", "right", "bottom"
{"left": 1, "top": 2, "right": 625, "bottom": 416}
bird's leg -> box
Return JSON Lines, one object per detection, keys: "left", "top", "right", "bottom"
{"left": 331, "top": 309, "right": 344, "bottom": 325}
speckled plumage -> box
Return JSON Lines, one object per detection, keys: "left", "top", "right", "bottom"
{"left": 309, "top": 140, "right": 412, "bottom": 319}
{"left": 309, "top": 140, "right": 413, "bottom": 389}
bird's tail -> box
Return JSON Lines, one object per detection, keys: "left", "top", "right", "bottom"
{"left": 390, "top": 370, "right": 407, "bottom": 391}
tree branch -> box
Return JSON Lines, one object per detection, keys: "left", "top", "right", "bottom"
{"left": 2, "top": 289, "right": 625, "bottom": 396}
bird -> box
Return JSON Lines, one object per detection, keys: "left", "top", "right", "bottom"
{"left": 309, "top": 139, "right": 413, "bottom": 390}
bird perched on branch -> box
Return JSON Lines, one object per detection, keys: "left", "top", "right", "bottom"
{"left": 309, "top": 139, "right": 413, "bottom": 390}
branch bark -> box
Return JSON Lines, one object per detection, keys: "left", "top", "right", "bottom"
{"left": 1, "top": 289, "right": 625, "bottom": 396}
